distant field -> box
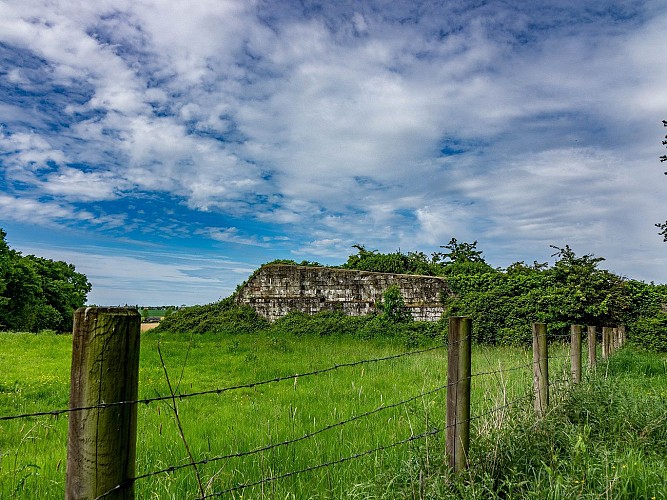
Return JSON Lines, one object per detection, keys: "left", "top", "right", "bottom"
{"left": 140, "top": 322, "right": 160, "bottom": 332}
{"left": 141, "top": 308, "right": 169, "bottom": 317}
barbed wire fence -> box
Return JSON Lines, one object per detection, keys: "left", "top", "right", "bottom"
{"left": 0, "top": 309, "right": 627, "bottom": 499}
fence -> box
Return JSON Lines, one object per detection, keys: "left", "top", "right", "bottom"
{"left": 0, "top": 308, "right": 627, "bottom": 499}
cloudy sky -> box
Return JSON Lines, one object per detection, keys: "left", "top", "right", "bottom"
{"left": 1, "top": 0, "right": 666, "bottom": 306}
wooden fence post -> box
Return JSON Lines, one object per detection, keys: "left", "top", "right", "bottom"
{"left": 587, "top": 325, "right": 597, "bottom": 370}
{"left": 570, "top": 325, "right": 582, "bottom": 384}
{"left": 602, "top": 326, "right": 612, "bottom": 360}
{"left": 613, "top": 327, "right": 619, "bottom": 353}
{"left": 446, "top": 316, "right": 472, "bottom": 472}
{"left": 619, "top": 325, "right": 626, "bottom": 348}
{"left": 66, "top": 307, "right": 141, "bottom": 500}
{"left": 533, "top": 323, "right": 548, "bottom": 418}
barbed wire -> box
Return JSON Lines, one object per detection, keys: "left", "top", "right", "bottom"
{"left": 95, "top": 382, "right": 452, "bottom": 498}
{"left": 197, "top": 389, "right": 536, "bottom": 498}
{"left": 0, "top": 344, "right": 445, "bottom": 422}
{"left": 94, "top": 354, "right": 550, "bottom": 498}
{"left": 197, "top": 427, "right": 443, "bottom": 499}
{"left": 0, "top": 349, "right": 568, "bottom": 424}
{"left": 92, "top": 352, "right": 623, "bottom": 499}
{"left": 471, "top": 360, "right": 534, "bottom": 379}
{"left": 98, "top": 372, "right": 541, "bottom": 498}
{"left": 1, "top": 341, "right": 600, "bottom": 425}
{"left": 550, "top": 331, "right": 577, "bottom": 339}
{"left": 5, "top": 326, "right": 626, "bottom": 500}
{"left": 468, "top": 389, "right": 535, "bottom": 424}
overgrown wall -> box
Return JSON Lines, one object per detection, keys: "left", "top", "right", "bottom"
{"left": 236, "top": 264, "right": 450, "bottom": 322}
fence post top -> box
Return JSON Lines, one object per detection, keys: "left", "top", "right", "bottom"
{"left": 75, "top": 307, "right": 141, "bottom": 317}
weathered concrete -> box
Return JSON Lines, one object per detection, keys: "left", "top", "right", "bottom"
{"left": 236, "top": 264, "right": 450, "bottom": 322}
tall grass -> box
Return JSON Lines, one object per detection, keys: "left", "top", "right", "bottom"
{"left": 1, "top": 331, "right": 664, "bottom": 499}
{"left": 411, "top": 347, "right": 667, "bottom": 499}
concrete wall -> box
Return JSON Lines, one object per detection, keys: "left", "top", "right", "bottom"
{"left": 235, "top": 264, "right": 450, "bottom": 322}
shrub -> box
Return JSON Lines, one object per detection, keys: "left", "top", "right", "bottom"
{"left": 379, "top": 285, "right": 412, "bottom": 323}
{"left": 269, "top": 311, "right": 369, "bottom": 337}
{"left": 628, "top": 314, "right": 667, "bottom": 352}
{"left": 190, "top": 306, "right": 268, "bottom": 335}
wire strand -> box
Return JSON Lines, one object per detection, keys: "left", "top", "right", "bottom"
{"left": 95, "top": 383, "right": 451, "bottom": 498}
{"left": 1, "top": 345, "right": 445, "bottom": 422}
{"left": 198, "top": 427, "right": 443, "bottom": 499}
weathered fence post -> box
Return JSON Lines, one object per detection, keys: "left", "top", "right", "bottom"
{"left": 602, "top": 326, "right": 612, "bottom": 360}
{"left": 446, "top": 316, "right": 472, "bottom": 472}
{"left": 533, "top": 323, "right": 548, "bottom": 418}
{"left": 570, "top": 325, "right": 582, "bottom": 384}
{"left": 587, "top": 325, "right": 597, "bottom": 370}
{"left": 613, "top": 327, "right": 619, "bottom": 353}
{"left": 66, "top": 307, "right": 141, "bottom": 500}
{"left": 619, "top": 325, "right": 626, "bottom": 348}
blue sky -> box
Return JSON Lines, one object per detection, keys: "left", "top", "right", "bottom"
{"left": 1, "top": 0, "right": 666, "bottom": 305}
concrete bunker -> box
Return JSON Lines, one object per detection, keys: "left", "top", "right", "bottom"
{"left": 235, "top": 264, "right": 450, "bottom": 322}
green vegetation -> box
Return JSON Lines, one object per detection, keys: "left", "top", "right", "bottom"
{"left": 159, "top": 239, "right": 667, "bottom": 351}
{"left": 0, "top": 229, "right": 91, "bottom": 333}
{"left": 1, "top": 331, "right": 665, "bottom": 499}
{"left": 422, "top": 347, "right": 667, "bottom": 499}
{"left": 158, "top": 305, "right": 443, "bottom": 349}
{"left": 2, "top": 234, "right": 665, "bottom": 497}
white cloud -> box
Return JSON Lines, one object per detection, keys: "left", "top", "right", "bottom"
{"left": 40, "top": 167, "right": 126, "bottom": 201}
{"left": 293, "top": 238, "right": 351, "bottom": 260}
{"left": 201, "top": 227, "right": 268, "bottom": 247}
{"left": 0, "top": 194, "right": 125, "bottom": 228}
{"left": 2, "top": 0, "right": 667, "bottom": 303}
{"left": 13, "top": 244, "right": 251, "bottom": 305}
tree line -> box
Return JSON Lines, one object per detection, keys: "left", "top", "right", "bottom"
{"left": 158, "top": 239, "right": 667, "bottom": 351}
{"left": 0, "top": 229, "right": 91, "bottom": 332}
{"left": 339, "top": 239, "right": 667, "bottom": 349}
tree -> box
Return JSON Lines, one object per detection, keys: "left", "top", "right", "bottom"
{"left": 341, "top": 245, "right": 440, "bottom": 275}
{"left": 546, "top": 245, "right": 629, "bottom": 327}
{"left": 380, "top": 285, "right": 412, "bottom": 323}
{"left": 656, "top": 120, "right": 667, "bottom": 239}
{"left": 0, "top": 228, "right": 91, "bottom": 332}
{"left": 661, "top": 119, "right": 667, "bottom": 165}
{"left": 433, "top": 238, "right": 495, "bottom": 278}
{"left": 436, "top": 238, "right": 485, "bottom": 264}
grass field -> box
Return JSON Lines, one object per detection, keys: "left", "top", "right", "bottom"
{"left": 1, "top": 330, "right": 665, "bottom": 499}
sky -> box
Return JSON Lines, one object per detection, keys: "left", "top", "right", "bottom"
{"left": 1, "top": 0, "right": 667, "bottom": 306}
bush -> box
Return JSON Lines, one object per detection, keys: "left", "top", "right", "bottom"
{"left": 269, "top": 311, "right": 369, "bottom": 337}
{"left": 379, "top": 285, "right": 412, "bottom": 323}
{"left": 190, "top": 306, "right": 268, "bottom": 335}
{"left": 154, "top": 296, "right": 241, "bottom": 333}
{"left": 628, "top": 314, "right": 667, "bottom": 352}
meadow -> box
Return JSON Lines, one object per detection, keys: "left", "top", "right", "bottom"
{"left": 1, "top": 330, "right": 666, "bottom": 499}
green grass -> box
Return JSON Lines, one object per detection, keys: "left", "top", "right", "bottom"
{"left": 422, "top": 347, "right": 667, "bottom": 499}
{"left": 1, "top": 330, "right": 664, "bottom": 499}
